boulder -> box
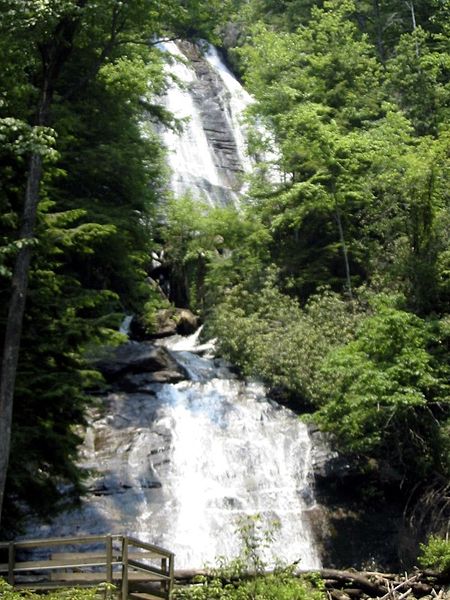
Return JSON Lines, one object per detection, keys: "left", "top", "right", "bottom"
{"left": 175, "top": 309, "right": 199, "bottom": 335}
{"left": 150, "top": 307, "right": 200, "bottom": 338}
{"left": 96, "top": 342, "right": 188, "bottom": 382}
{"left": 120, "top": 371, "right": 186, "bottom": 391}
{"left": 154, "top": 308, "right": 178, "bottom": 338}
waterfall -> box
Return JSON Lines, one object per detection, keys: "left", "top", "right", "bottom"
{"left": 119, "top": 315, "right": 133, "bottom": 336}
{"left": 26, "top": 42, "right": 321, "bottom": 571}
{"left": 158, "top": 41, "right": 252, "bottom": 207}
{"left": 30, "top": 331, "right": 321, "bottom": 569}
{"left": 153, "top": 334, "right": 320, "bottom": 568}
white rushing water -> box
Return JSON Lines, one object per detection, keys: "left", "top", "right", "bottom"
{"left": 159, "top": 42, "right": 224, "bottom": 205}
{"left": 32, "top": 331, "right": 320, "bottom": 570}
{"left": 157, "top": 334, "right": 320, "bottom": 568}
{"left": 158, "top": 41, "right": 252, "bottom": 207}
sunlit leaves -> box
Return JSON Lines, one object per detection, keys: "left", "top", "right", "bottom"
{"left": 0, "top": 0, "right": 78, "bottom": 31}
{"left": 0, "top": 119, "right": 58, "bottom": 159}
{"left": 386, "top": 27, "right": 450, "bottom": 135}
{"left": 210, "top": 272, "right": 361, "bottom": 401}
{"left": 315, "top": 299, "right": 448, "bottom": 478}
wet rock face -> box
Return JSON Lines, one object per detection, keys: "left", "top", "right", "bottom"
{"left": 177, "top": 41, "right": 244, "bottom": 190}
{"left": 81, "top": 392, "right": 170, "bottom": 498}
{"left": 96, "top": 343, "right": 188, "bottom": 383}
{"left": 309, "top": 426, "right": 355, "bottom": 482}
{"left": 158, "top": 41, "right": 252, "bottom": 207}
{"left": 121, "top": 371, "right": 184, "bottom": 391}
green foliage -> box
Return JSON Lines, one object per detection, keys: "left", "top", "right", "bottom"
{"left": 315, "top": 298, "right": 449, "bottom": 480}
{"left": 209, "top": 270, "right": 361, "bottom": 402}
{"left": 386, "top": 28, "right": 450, "bottom": 135}
{"left": 235, "top": 1, "right": 394, "bottom": 299}
{"left": 174, "top": 571, "right": 324, "bottom": 600}
{"left": 1, "top": 201, "right": 125, "bottom": 531}
{"left": 160, "top": 196, "right": 270, "bottom": 310}
{"left": 0, "top": 579, "right": 114, "bottom": 599}
{"left": 418, "top": 535, "right": 450, "bottom": 575}
{"left": 234, "top": 0, "right": 450, "bottom": 308}
{"left": 0, "top": 119, "right": 58, "bottom": 159}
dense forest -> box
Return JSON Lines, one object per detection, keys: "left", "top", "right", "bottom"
{"left": 0, "top": 0, "right": 449, "bottom": 563}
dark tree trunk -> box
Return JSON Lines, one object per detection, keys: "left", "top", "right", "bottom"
{"left": 373, "top": 0, "right": 386, "bottom": 63}
{"left": 0, "top": 1, "right": 88, "bottom": 525}
{"left": 0, "top": 153, "right": 43, "bottom": 520}
{"left": 334, "top": 204, "right": 353, "bottom": 301}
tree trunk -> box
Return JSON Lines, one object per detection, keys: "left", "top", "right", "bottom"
{"left": 405, "top": 1, "right": 420, "bottom": 57}
{"left": 0, "top": 153, "right": 43, "bottom": 520}
{"left": 334, "top": 204, "right": 353, "bottom": 301}
{"left": 373, "top": 0, "right": 385, "bottom": 63}
{"left": 0, "top": 1, "right": 88, "bottom": 526}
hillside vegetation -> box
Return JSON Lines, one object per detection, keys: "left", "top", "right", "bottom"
{"left": 0, "top": 0, "right": 449, "bottom": 559}
{"left": 161, "top": 0, "right": 450, "bottom": 545}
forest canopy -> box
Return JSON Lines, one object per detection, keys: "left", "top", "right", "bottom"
{"left": 0, "top": 0, "right": 449, "bottom": 548}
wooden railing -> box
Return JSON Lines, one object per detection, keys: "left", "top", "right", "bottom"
{"left": 0, "top": 534, "right": 175, "bottom": 600}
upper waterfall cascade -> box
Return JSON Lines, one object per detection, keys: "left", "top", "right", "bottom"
{"left": 159, "top": 41, "right": 253, "bottom": 207}
{"left": 27, "top": 43, "right": 321, "bottom": 571}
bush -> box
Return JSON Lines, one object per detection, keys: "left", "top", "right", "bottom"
{"left": 173, "top": 569, "right": 324, "bottom": 600}
{"left": 418, "top": 535, "right": 450, "bottom": 575}
{"left": 0, "top": 579, "right": 114, "bottom": 599}
{"left": 209, "top": 271, "right": 361, "bottom": 403}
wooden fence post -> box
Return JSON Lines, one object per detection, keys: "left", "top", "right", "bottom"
{"left": 7, "top": 542, "right": 15, "bottom": 585}
{"left": 106, "top": 534, "right": 113, "bottom": 584}
{"left": 168, "top": 553, "right": 174, "bottom": 598}
{"left": 121, "top": 536, "right": 128, "bottom": 600}
{"left": 161, "top": 557, "right": 167, "bottom": 596}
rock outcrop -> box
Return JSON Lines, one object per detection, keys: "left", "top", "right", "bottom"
{"left": 96, "top": 342, "right": 188, "bottom": 384}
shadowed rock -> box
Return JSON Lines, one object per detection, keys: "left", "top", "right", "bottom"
{"left": 96, "top": 342, "right": 188, "bottom": 382}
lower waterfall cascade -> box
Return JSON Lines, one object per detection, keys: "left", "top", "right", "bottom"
{"left": 29, "top": 329, "right": 321, "bottom": 570}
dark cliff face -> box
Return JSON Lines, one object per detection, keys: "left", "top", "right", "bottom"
{"left": 308, "top": 426, "right": 424, "bottom": 571}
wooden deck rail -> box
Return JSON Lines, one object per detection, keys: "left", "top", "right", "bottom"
{"left": 0, "top": 534, "right": 175, "bottom": 600}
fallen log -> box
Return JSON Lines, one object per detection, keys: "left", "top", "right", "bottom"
{"left": 344, "top": 588, "right": 368, "bottom": 598}
{"left": 310, "top": 569, "right": 388, "bottom": 597}
{"left": 360, "top": 573, "right": 398, "bottom": 581}
{"left": 173, "top": 567, "right": 443, "bottom": 599}
{"left": 174, "top": 568, "right": 387, "bottom": 596}
{"left": 174, "top": 569, "right": 208, "bottom": 582}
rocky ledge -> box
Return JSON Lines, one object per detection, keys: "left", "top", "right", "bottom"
{"left": 95, "top": 342, "right": 188, "bottom": 385}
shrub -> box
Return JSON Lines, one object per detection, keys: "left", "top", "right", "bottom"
{"left": 0, "top": 579, "right": 114, "bottom": 599}
{"left": 173, "top": 570, "right": 324, "bottom": 600}
{"left": 418, "top": 535, "right": 450, "bottom": 575}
